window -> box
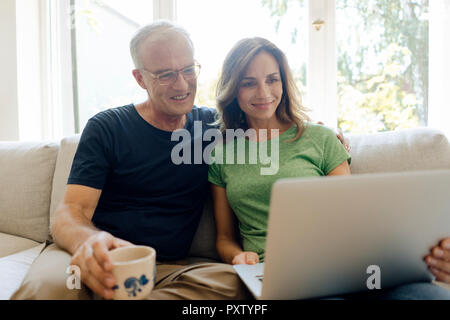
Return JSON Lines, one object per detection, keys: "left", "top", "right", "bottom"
{"left": 336, "top": 0, "right": 429, "bottom": 133}
{"left": 177, "top": 0, "right": 308, "bottom": 110}
{"left": 63, "top": 0, "right": 449, "bottom": 136}
{"left": 72, "top": 0, "right": 152, "bottom": 130}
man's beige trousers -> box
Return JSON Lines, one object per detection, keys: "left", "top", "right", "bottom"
{"left": 11, "top": 243, "right": 251, "bottom": 300}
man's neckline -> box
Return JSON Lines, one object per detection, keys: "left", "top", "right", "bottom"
{"left": 131, "top": 103, "right": 193, "bottom": 133}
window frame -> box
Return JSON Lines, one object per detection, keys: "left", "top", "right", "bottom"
{"left": 307, "top": 0, "right": 337, "bottom": 127}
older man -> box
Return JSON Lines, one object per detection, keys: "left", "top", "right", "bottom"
{"left": 12, "top": 20, "right": 250, "bottom": 300}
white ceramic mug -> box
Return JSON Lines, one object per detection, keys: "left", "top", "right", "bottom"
{"left": 109, "top": 245, "right": 156, "bottom": 300}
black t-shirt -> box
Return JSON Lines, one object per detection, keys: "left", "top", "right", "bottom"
{"left": 68, "top": 104, "right": 217, "bottom": 260}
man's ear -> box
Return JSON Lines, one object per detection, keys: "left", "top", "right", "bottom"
{"left": 132, "top": 69, "right": 147, "bottom": 90}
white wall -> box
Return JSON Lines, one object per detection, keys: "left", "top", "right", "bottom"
{"left": 0, "top": 0, "right": 19, "bottom": 141}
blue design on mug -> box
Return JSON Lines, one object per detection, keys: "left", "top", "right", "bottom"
{"left": 112, "top": 275, "right": 149, "bottom": 297}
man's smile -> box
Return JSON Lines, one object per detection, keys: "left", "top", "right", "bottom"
{"left": 171, "top": 93, "right": 190, "bottom": 101}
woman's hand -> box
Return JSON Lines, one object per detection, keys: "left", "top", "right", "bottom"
{"left": 232, "top": 251, "right": 259, "bottom": 265}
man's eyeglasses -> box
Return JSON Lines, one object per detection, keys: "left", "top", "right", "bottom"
{"left": 140, "top": 63, "right": 201, "bottom": 86}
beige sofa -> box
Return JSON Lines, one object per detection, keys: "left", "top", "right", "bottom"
{"left": 1, "top": 127, "right": 450, "bottom": 300}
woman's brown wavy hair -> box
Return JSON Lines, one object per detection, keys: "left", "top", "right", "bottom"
{"left": 214, "top": 37, "right": 310, "bottom": 141}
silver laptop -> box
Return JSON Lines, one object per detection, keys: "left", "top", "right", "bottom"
{"left": 233, "top": 170, "right": 450, "bottom": 299}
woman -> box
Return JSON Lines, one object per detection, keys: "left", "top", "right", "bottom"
{"left": 208, "top": 37, "right": 351, "bottom": 266}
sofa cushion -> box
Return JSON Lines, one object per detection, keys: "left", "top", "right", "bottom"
{"left": 188, "top": 195, "right": 220, "bottom": 261}
{"left": 49, "top": 135, "right": 81, "bottom": 237}
{"left": 0, "top": 242, "right": 46, "bottom": 300}
{"left": 348, "top": 128, "right": 450, "bottom": 174}
{"left": 0, "top": 141, "right": 59, "bottom": 243}
{"left": 0, "top": 233, "right": 40, "bottom": 258}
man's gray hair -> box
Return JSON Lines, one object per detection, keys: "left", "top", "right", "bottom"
{"left": 130, "top": 20, "right": 194, "bottom": 69}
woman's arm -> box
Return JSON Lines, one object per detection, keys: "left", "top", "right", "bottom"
{"left": 327, "top": 160, "right": 351, "bottom": 176}
{"left": 211, "top": 184, "right": 259, "bottom": 265}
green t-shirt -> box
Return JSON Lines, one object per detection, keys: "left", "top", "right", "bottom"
{"left": 208, "top": 122, "right": 351, "bottom": 261}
